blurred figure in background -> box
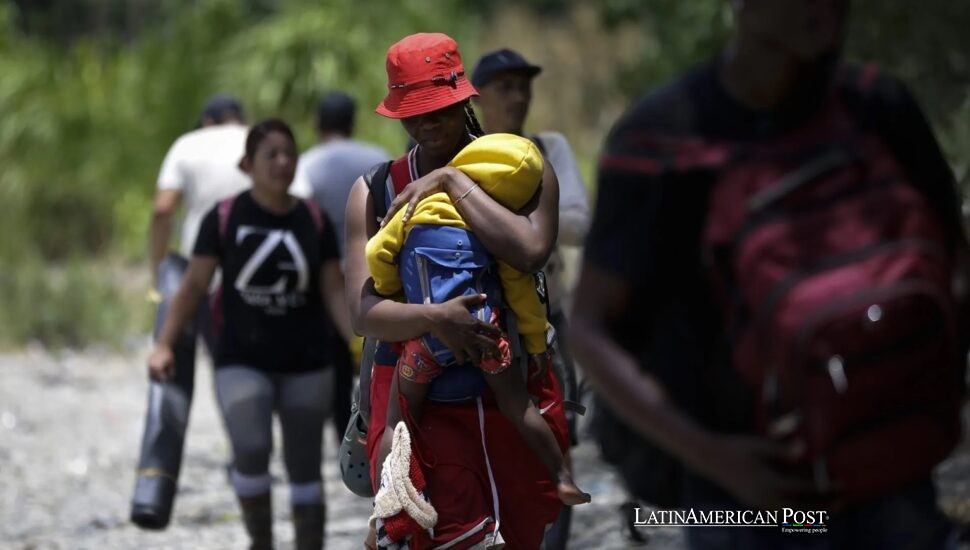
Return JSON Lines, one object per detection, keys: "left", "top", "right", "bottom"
{"left": 290, "top": 92, "right": 390, "bottom": 446}
{"left": 471, "top": 48, "right": 591, "bottom": 549}
{"left": 131, "top": 95, "right": 250, "bottom": 530}
{"left": 572, "top": 0, "right": 968, "bottom": 548}
{"left": 291, "top": 91, "right": 391, "bottom": 262}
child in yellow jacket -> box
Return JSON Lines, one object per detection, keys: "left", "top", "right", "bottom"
{"left": 366, "top": 133, "right": 589, "bottom": 506}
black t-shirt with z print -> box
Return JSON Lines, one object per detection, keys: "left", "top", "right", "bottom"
{"left": 194, "top": 190, "right": 339, "bottom": 372}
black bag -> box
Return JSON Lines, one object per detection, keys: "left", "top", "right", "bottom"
{"left": 338, "top": 160, "right": 392, "bottom": 498}
{"left": 130, "top": 253, "right": 214, "bottom": 529}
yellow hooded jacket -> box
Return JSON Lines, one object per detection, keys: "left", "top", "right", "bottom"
{"left": 365, "top": 134, "right": 548, "bottom": 354}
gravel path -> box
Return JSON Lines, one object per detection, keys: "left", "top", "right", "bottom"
{"left": 0, "top": 343, "right": 967, "bottom": 549}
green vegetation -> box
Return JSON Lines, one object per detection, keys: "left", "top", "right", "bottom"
{"left": 1, "top": 0, "right": 966, "bottom": 347}
{"left": 0, "top": 0, "right": 481, "bottom": 347}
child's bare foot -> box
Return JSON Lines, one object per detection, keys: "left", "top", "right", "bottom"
{"left": 557, "top": 475, "right": 591, "bottom": 506}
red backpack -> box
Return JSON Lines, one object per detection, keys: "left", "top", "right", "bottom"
{"left": 703, "top": 68, "right": 963, "bottom": 502}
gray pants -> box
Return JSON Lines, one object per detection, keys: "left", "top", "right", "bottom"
{"left": 215, "top": 366, "right": 332, "bottom": 503}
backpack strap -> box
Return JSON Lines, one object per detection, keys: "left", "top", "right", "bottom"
{"left": 357, "top": 337, "right": 377, "bottom": 422}
{"left": 217, "top": 196, "right": 237, "bottom": 241}
{"left": 528, "top": 133, "right": 547, "bottom": 156}
{"left": 358, "top": 158, "right": 403, "bottom": 419}
{"left": 304, "top": 198, "right": 324, "bottom": 233}
{"left": 367, "top": 160, "right": 393, "bottom": 223}
{"left": 524, "top": 135, "right": 554, "bottom": 319}
{"left": 389, "top": 156, "right": 412, "bottom": 196}
{"left": 210, "top": 195, "right": 238, "bottom": 344}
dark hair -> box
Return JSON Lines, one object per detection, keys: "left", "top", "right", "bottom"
{"left": 244, "top": 118, "right": 297, "bottom": 160}
{"left": 208, "top": 104, "right": 244, "bottom": 124}
{"left": 201, "top": 94, "right": 245, "bottom": 125}
{"left": 464, "top": 102, "right": 485, "bottom": 138}
{"left": 316, "top": 91, "right": 356, "bottom": 135}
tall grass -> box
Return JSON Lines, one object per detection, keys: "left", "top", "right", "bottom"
{"left": 1, "top": 0, "right": 967, "bottom": 348}
{"left": 0, "top": 0, "right": 480, "bottom": 348}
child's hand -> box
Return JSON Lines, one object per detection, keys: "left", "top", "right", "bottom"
{"left": 383, "top": 167, "right": 474, "bottom": 226}
{"left": 429, "top": 294, "right": 501, "bottom": 365}
{"left": 383, "top": 168, "right": 445, "bottom": 226}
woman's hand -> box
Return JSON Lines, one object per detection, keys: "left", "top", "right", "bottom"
{"left": 428, "top": 293, "right": 502, "bottom": 365}
{"left": 147, "top": 345, "right": 175, "bottom": 382}
{"left": 382, "top": 167, "right": 472, "bottom": 226}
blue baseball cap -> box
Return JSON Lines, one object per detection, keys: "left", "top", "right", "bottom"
{"left": 471, "top": 48, "right": 542, "bottom": 88}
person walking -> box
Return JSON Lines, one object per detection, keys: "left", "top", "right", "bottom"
{"left": 148, "top": 119, "right": 352, "bottom": 549}
{"left": 344, "top": 33, "right": 573, "bottom": 549}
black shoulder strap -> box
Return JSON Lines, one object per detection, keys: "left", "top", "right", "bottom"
{"left": 367, "top": 160, "right": 393, "bottom": 222}
{"left": 357, "top": 159, "right": 392, "bottom": 419}
{"left": 529, "top": 134, "right": 547, "bottom": 156}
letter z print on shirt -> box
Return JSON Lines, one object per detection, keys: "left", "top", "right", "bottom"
{"left": 234, "top": 225, "right": 310, "bottom": 313}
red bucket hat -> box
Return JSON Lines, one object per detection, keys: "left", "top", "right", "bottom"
{"left": 376, "top": 33, "right": 478, "bottom": 119}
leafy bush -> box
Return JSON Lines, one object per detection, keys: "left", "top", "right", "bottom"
{"left": 0, "top": 0, "right": 481, "bottom": 347}
{"left": 1, "top": 0, "right": 966, "bottom": 347}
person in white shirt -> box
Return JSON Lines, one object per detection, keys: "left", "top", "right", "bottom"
{"left": 150, "top": 95, "right": 251, "bottom": 280}
{"left": 132, "top": 95, "right": 250, "bottom": 530}
{"left": 471, "top": 48, "right": 592, "bottom": 550}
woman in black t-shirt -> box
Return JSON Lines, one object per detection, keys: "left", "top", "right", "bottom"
{"left": 148, "top": 119, "right": 352, "bottom": 550}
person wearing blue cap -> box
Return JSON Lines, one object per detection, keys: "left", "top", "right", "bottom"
{"left": 471, "top": 48, "right": 591, "bottom": 550}
{"left": 471, "top": 48, "right": 589, "bottom": 376}
{"left": 131, "top": 94, "right": 250, "bottom": 530}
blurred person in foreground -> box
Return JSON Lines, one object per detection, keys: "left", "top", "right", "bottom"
{"left": 470, "top": 47, "right": 592, "bottom": 549}
{"left": 571, "top": 0, "right": 969, "bottom": 548}
{"left": 131, "top": 95, "right": 251, "bottom": 529}
{"left": 290, "top": 92, "right": 390, "bottom": 445}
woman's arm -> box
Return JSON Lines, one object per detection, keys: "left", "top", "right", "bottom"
{"left": 455, "top": 163, "right": 559, "bottom": 272}
{"left": 320, "top": 259, "right": 354, "bottom": 343}
{"left": 384, "top": 166, "right": 560, "bottom": 273}
{"left": 344, "top": 177, "right": 500, "bottom": 362}
{"left": 148, "top": 256, "right": 217, "bottom": 380}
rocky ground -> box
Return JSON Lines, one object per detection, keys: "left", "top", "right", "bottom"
{"left": 0, "top": 342, "right": 967, "bottom": 549}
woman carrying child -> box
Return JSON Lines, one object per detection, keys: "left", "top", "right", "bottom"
{"left": 345, "top": 33, "right": 577, "bottom": 549}
{"left": 366, "top": 131, "right": 589, "bottom": 511}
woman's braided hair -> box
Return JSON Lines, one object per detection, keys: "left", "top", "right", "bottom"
{"left": 463, "top": 102, "right": 485, "bottom": 138}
